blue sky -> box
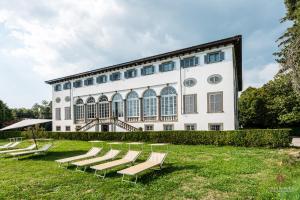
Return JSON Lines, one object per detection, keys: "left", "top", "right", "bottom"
{"left": 0, "top": 0, "right": 289, "bottom": 108}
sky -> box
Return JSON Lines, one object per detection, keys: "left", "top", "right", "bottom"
{"left": 0, "top": 0, "right": 289, "bottom": 108}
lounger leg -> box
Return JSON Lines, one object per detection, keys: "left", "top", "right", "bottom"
{"left": 134, "top": 175, "right": 137, "bottom": 184}
{"left": 122, "top": 174, "right": 125, "bottom": 182}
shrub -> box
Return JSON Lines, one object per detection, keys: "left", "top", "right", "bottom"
{"left": 0, "top": 129, "right": 288, "bottom": 148}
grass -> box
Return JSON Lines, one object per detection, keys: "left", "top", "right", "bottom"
{"left": 1, "top": 140, "right": 300, "bottom": 199}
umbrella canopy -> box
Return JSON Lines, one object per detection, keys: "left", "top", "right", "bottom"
{"left": 0, "top": 119, "right": 52, "bottom": 131}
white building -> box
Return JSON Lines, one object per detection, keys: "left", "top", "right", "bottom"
{"left": 46, "top": 35, "right": 242, "bottom": 132}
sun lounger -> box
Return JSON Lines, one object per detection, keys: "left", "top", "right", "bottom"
{"left": 91, "top": 150, "right": 141, "bottom": 178}
{"left": 55, "top": 147, "right": 102, "bottom": 167}
{"left": 9, "top": 144, "right": 53, "bottom": 159}
{"left": 0, "top": 144, "right": 37, "bottom": 155}
{"left": 0, "top": 142, "right": 13, "bottom": 149}
{"left": 117, "top": 152, "right": 168, "bottom": 184}
{"left": 6, "top": 141, "right": 21, "bottom": 149}
{"left": 72, "top": 149, "right": 121, "bottom": 172}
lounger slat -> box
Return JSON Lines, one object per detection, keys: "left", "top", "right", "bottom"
{"left": 0, "top": 144, "right": 36, "bottom": 154}
{"left": 55, "top": 147, "right": 102, "bottom": 164}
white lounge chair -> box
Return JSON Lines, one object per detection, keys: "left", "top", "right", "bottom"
{"left": 6, "top": 141, "right": 21, "bottom": 149}
{"left": 55, "top": 147, "right": 102, "bottom": 167}
{"left": 0, "top": 142, "right": 13, "bottom": 149}
{"left": 72, "top": 149, "right": 121, "bottom": 172}
{"left": 0, "top": 144, "right": 37, "bottom": 156}
{"left": 9, "top": 144, "right": 53, "bottom": 159}
{"left": 91, "top": 150, "right": 141, "bottom": 178}
{"left": 117, "top": 152, "right": 168, "bottom": 184}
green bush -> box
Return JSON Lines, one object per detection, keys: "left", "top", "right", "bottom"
{"left": 0, "top": 131, "right": 22, "bottom": 139}
{"left": 3, "top": 129, "right": 290, "bottom": 148}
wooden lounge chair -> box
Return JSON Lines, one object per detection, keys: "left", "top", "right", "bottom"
{"left": 0, "top": 142, "right": 13, "bottom": 149}
{"left": 0, "top": 144, "right": 37, "bottom": 156}
{"left": 55, "top": 147, "right": 102, "bottom": 167}
{"left": 91, "top": 150, "right": 141, "bottom": 178}
{"left": 9, "top": 144, "right": 53, "bottom": 159}
{"left": 117, "top": 152, "right": 168, "bottom": 184}
{"left": 72, "top": 149, "right": 121, "bottom": 172}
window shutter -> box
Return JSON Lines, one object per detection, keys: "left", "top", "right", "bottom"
{"left": 141, "top": 68, "right": 145, "bottom": 75}
{"left": 195, "top": 57, "right": 199, "bottom": 65}
{"left": 84, "top": 79, "right": 87, "bottom": 86}
{"left": 180, "top": 60, "right": 184, "bottom": 68}
{"left": 124, "top": 71, "right": 128, "bottom": 78}
{"left": 151, "top": 65, "right": 155, "bottom": 73}
{"left": 133, "top": 69, "right": 137, "bottom": 77}
{"left": 109, "top": 74, "right": 113, "bottom": 81}
{"left": 204, "top": 55, "right": 208, "bottom": 64}
{"left": 96, "top": 77, "right": 100, "bottom": 84}
{"left": 171, "top": 61, "right": 175, "bottom": 70}
{"left": 159, "top": 64, "right": 163, "bottom": 72}
{"left": 220, "top": 51, "right": 225, "bottom": 61}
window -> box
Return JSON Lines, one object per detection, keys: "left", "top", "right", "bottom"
{"left": 55, "top": 108, "right": 61, "bottom": 120}
{"left": 65, "top": 96, "right": 71, "bottom": 102}
{"left": 65, "top": 126, "right": 71, "bottom": 131}
{"left": 185, "top": 124, "right": 196, "bottom": 130}
{"left": 124, "top": 69, "right": 137, "bottom": 79}
{"left": 112, "top": 93, "right": 123, "bottom": 117}
{"left": 54, "top": 84, "right": 62, "bottom": 91}
{"left": 55, "top": 97, "right": 61, "bottom": 103}
{"left": 73, "top": 80, "right": 82, "bottom": 88}
{"left": 183, "top": 78, "right": 197, "bottom": 87}
{"left": 63, "top": 82, "right": 71, "bottom": 90}
{"left": 99, "top": 95, "right": 109, "bottom": 118}
{"left": 207, "top": 74, "right": 222, "bottom": 84}
{"left": 127, "top": 91, "right": 139, "bottom": 117}
{"left": 84, "top": 78, "right": 94, "bottom": 86}
{"left": 65, "top": 107, "right": 71, "bottom": 120}
{"left": 56, "top": 126, "right": 61, "bottom": 131}
{"left": 207, "top": 92, "right": 223, "bottom": 113}
{"left": 110, "top": 72, "right": 121, "bottom": 81}
{"left": 183, "top": 94, "right": 197, "bottom": 114}
{"left": 204, "top": 51, "right": 225, "bottom": 64}
{"left": 96, "top": 75, "right": 107, "bottom": 84}
{"left": 209, "top": 123, "right": 223, "bottom": 131}
{"left": 163, "top": 124, "right": 174, "bottom": 131}
{"left": 159, "top": 61, "right": 175, "bottom": 72}
{"left": 161, "top": 86, "right": 177, "bottom": 116}
{"left": 181, "top": 56, "right": 199, "bottom": 68}
{"left": 141, "top": 65, "right": 155, "bottom": 76}
{"left": 144, "top": 124, "right": 154, "bottom": 131}
{"left": 143, "top": 89, "right": 157, "bottom": 117}
{"left": 75, "top": 99, "right": 84, "bottom": 120}
{"left": 86, "top": 97, "right": 96, "bottom": 119}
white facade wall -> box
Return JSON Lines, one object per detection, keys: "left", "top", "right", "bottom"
{"left": 51, "top": 45, "right": 238, "bottom": 132}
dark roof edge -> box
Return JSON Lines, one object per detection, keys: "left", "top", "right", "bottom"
{"left": 45, "top": 35, "right": 242, "bottom": 90}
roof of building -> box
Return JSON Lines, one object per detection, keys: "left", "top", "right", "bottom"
{"left": 45, "top": 35, "right": 242, "bottom": 90}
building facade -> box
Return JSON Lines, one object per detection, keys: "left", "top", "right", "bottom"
{"left": 46, "top": 35, "right": 242, "bottom": 132}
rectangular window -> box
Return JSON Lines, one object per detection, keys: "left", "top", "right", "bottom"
{"left": 54, "top": 84, "right": 61, "bottom": 91}
{"left": 55, "top": 108, "right": 61, "bottom": 120}
{"left": 208, "top": 123, "right": 223, "bottom": 131}
{"left": 183, "top": 94, "right": 197, "bottom": 114}
{"left": 124, "top": 69, "right": 137, "bottom": 79}
{"left": 204, "top": 51, "right": 225, "bottom": 64}
{"left": 207, "top": 92, "right": 223, "bottom": 113}
{"left": 185, "top": 124, "right": 197, "bottom": 130}
{"left": 65, "top": 126, "right": 71, "bottom": 131}
{"left": 159, "top": 61, "right": 175, "bottom": 72}
{"left": 63, "top": 82, "right": 71, "bottom": 90}
{"left": 73, "top": 80, "right": 82, "bottom": 88}
{"left": 110, "top": 72, "right": 121, "bottom": 81}
{"left": 181, "top": 56, "right": 199, "bottom": 68}
{"left": 163, "top": 124, "right": 174, "bottom": 131}
{"left": 56, "top": 126, "right": 61, "bottom": 131}
{"left": 141, "top": 65, "right": 155, "bottom": 76}
{"left": 64, "top": 107, "right": 71, "bottom": 120}
{"left": 96, "top": 75, "right": 107, "bottom": 84}
{"left": 84, "top": 78, "right": 94, "bottom": 86}
{"left": 144, "top": 124, "right": 154, "bottom": 131}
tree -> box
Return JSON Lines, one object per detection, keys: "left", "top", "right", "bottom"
{"left": 276, "top": 0, "right": 300, "bottom": 95}
{"left": 0, "top": 100, "right": 14, "bottom": 128}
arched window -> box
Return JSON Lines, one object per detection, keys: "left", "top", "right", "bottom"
{"left": 112, "top": 93, "right": 123, "bottom": 117}
{"left": 143, "top": 89, "right": 157, "bottom": 117}
{"left": 75, "top": 98, "right": 84, "bottom": 120}
{"left": 98, "top": 95, "right": 109, "bottom": 118}
{"left": 161, "top": 86, "right": 177, "bottom": 117}
{"left": 86, "top": 97, "right": 96, "bottom": 119}
{"left": 127, "top": 91, "right": 139, "bottom": 118}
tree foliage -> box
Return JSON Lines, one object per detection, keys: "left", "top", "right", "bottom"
{"left": 0, "top": 100, "right": 14, "bottom": 128}
{"left": 239, "top": 74, "right": 300, "bottom": 128}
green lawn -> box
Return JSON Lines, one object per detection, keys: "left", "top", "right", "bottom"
{"left": 1, "top": 140, "right": 300, "bottom": 200}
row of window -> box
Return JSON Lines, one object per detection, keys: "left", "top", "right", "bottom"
{"left": 54, "top": 51, "right": 225, "bottom": 91}
{"left": 55, "top": 123, "right": 223, "bottom": 131}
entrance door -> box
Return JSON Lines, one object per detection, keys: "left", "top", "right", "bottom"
{"left": 114, "top": 102, "right": 119, "bottom": 118}
{"left": 101, "top": 124, "right": 109, "bottom": 132}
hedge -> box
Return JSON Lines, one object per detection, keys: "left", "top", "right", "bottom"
{"left": 1, "top": 129, "right": 290, "bottom": 148}
{"left": 0, "top": 131, "right": 22, "bottom": 139}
